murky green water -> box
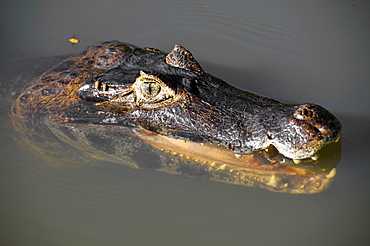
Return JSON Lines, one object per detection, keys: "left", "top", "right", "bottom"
{"left": 1, "top": 0, "right": 369, "bottom": 245}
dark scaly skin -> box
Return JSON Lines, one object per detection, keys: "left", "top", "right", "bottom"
{"left": 11, "top": 41, "right": 342, "bottom": 193}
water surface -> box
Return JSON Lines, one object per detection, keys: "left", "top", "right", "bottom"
{"left": 0, "top": 0, "right": 369, "bottom": 245}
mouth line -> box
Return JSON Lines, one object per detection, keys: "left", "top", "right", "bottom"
{"left": 134, "top": 127, "right": 337, "bottom": 174}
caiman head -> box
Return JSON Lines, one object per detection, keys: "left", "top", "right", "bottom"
{"left": 61, "top": 41, "right": 341, "bottom": 162}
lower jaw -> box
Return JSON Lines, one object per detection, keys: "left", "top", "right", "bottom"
{"left": 134, "top": 127, "right": 341, "bottom": 194}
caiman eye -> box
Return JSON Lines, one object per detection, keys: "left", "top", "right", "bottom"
{"left": 132, "top": 71, "right": 177, "bottom": 108}
{"left": 141, "top": 81, "right": 161, "bottom": 97}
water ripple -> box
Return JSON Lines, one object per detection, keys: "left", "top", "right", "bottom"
{"left": 161, "top": 1, "right": 308, "bottom": 49}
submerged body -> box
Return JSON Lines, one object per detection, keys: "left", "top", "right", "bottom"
{"left": 11, "top": 41, "right": 342, "bottom": 193}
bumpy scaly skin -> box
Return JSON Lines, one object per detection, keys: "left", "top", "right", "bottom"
{"left": 13, "top": 40, "right": 341, "bottom": 160}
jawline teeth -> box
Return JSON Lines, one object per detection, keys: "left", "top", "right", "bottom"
{"left": 311, "top": 154, "right": 319, "bottom": 161}
{"left": 234, "top": 153, "right": 242, "bottom": 159}
{"left": 326, "top": 168, "right": 336, "bottom": 179}
{"left": 292, "top": 154, "right": 319, "bottom": 164}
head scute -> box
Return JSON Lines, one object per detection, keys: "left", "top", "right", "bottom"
{"left": 165, "top": 44, "right": 204, "bottom": 75}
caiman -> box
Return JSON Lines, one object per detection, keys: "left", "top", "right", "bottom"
{"left": 11, "top": 41, "right": 342, "bottom": 193}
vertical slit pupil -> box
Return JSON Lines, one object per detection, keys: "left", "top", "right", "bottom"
{"left": 142, "top": 82, "right": 161, "bottom": 97}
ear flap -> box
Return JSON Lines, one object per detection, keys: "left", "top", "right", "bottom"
{"left": 165, "top": 45, "right": 204, "bottom": 75}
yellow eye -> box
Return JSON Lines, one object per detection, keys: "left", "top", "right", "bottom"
{"left": 141, "top": 82, "right": 161, "bottom": 97}
{"left": 133, "top": 71, "right": 177, "bottom": 108}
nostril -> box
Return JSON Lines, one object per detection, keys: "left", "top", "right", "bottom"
{"left": 294, "top": 104, "right": 318, "bottom": 120}
{"left": 302, "top": 108, "right": 308, "bottom": 116}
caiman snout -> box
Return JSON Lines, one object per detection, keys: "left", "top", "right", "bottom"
{"left": 266, "top": 103, "right": 342, "bottom": 160}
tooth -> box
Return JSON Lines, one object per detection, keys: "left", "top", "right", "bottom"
{"left": 293, "top": 159, "right": 302, "bottom": 164}
{"left": 200, "top": 143, "right": 205, "bottom": 146}
{"left": 311, "top": 154, "right": 319, "bottom": 161}
{"left": 210, "top": 162, "right": 216, "bottom": 167}
{"left": 234, "top": 153, "right": 242, "bottom": 159}
{"left": 219, "top": 164, "right": 227, "bottom": 170}
{"left": 267, "top": 175, "right": 278, "bottom": 187}
{"left": 326, "top": 168, "right": 337, "bottom": 179}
